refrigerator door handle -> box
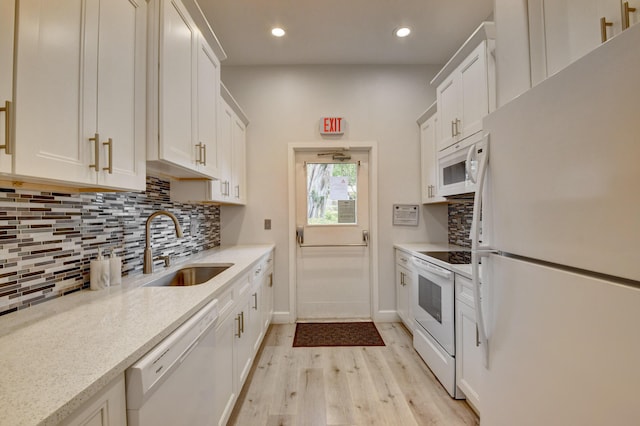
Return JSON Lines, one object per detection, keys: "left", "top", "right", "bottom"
{"left": 471, "top": 134, "right": 490, "bottom": 368}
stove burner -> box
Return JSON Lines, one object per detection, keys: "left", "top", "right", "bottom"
{"left": 418, "top": 251, "right": 471, "bottom": 264}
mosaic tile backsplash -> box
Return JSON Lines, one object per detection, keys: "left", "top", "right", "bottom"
{"left": 448, "top": 195, "right": 474, "bottom": 248}
{"left": 0, "top": 176, "right": 220, "bottom": 316}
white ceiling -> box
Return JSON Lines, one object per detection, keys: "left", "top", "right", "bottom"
{"left": 198, "top": 0, "right": 494, "bottom": 66}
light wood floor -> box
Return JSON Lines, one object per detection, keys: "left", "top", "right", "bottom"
{"left": 227, "top": 322, "right": 479, "bottom": 426}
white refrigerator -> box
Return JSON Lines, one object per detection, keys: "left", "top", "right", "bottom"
{"left": 472, "top": 23, "right": 640, "bottom": 425}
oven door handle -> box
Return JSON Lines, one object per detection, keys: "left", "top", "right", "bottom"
{"left": 422, "top": 263, "right": 452, "bottom": 279}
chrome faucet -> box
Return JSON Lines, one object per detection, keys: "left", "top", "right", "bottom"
{"left": 143, "top": 210, "right": 184, "bottom": 274}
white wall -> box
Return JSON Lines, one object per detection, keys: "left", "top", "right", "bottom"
{"left": 220, "top": 65, "right": 448, "bottom": 321}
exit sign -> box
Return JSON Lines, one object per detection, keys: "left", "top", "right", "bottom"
{"left": 320, "top": 117, "right": 345, "bottom": 135}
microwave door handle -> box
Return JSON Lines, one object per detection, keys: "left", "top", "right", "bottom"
{"left": 466, "top": 144, "right": 477, "bottom": 184}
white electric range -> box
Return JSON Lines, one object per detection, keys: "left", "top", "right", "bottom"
{"left": 394, "top": 244, "right": 472, "bottom": 399}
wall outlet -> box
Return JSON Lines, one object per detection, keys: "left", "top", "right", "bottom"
{"left": 190, "top": 217, "right": 198, "bottom": 235}
{"left": 264, "top": 219, "right": 271, "bottom": 230}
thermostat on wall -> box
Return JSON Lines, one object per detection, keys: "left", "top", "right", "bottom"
{"left": 393, "top": 204, "right": 419, "bottom": 226}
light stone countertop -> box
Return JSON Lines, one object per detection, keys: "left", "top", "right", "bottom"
{"left": 0, "top": 244, "right": 274, "bottom": 426}
{"left": 393, "top": 242, "right": 472, "bottom": 278}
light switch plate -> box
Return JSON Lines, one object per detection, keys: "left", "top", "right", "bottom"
{"left": 264, "top": 219, "right": 271, "bottom": 230}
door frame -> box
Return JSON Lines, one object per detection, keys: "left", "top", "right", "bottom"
{"left": 287, "top": 141, "right": 379, "bottom": 323}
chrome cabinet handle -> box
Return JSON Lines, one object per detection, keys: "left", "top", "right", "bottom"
{"left": 240, "top": 311, "right": 245, "bottom": 333}
{"left": 103, "top": 138, "right": 113, "bottom": 174}
{"left": 476, "top": 324, "right": 480, "bottom": 347}
{"left": 236, "top": 314, "right": 242, "bottom": 337}
{"left": 253, "top": 292, "right": 258, "bottom": 310}
{"left": 600, "top": 17, "right": 613, "bottom": 42}
{"left": 235, "top": 185, "right": 240, "bottom": 198}
{"left": 269, "top": 273, "right": 273, "bottom": 287}
{"left": 89, "top": 133, "right": 100, "bottom": 171}
{"left": 455, "top": 118, "right": 461, "bottom": 136}
{"left": 0, "top": 100, "right": 11, "bottom": 155}
{"left": 451, "top": 120, "right": 455, "bottom": 137}
{"left": 624, "top": 2, "right": 637, "bottom": 30}
{"left": 202, "top": 144, "right": 207, "bottom": 166}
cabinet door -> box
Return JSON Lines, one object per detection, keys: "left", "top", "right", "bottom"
{"left": 212, "top": 101, "right": 233, "bottom": 201}
{"left": 456, "top": 301, "right": 482, "bottom": 413}
{"left": 13, "top": 0, "right": 94, "bottom": 184}
{"left": 235, "top": 296, "right": 254, "bottom": 390}
{"left": 395, "top": 264, "right": 410, "bottom": 328}
{"left": 261, "top": 270, "right": 274, "bottom": 330}
{"left": 458, "top": 41, "right": 488, "bottom": 141}
{"left": 64, "top": 374, "right": 127, "bottom": 426}
{"left": 626, "top": 0, "right": 640, "bottom": 28}
{"left": 420, "top": 115, "right": 447, "bottom": 204}
{"left": 94, "top": 0, "right": 146, "bottom": 190}
{"left": 249, "top": 282, "right": 263, "bottom": 354}
{"left": 159, "top": 0, "right": 198, "bottom": 170}
{"left": 0, "top": 0, "right": 13, "bottom": 173}
{"left": 532, "top": 0, "right": 625, "bottom": 80}
{"left": 213, "top": 313, "right": 237, "bottom": 426}
{"left": 436, "top": 75, "right": 459, "bottom": 151}
{"left": 231, "top": 115, "right": 247, "bottom": 204}
{"left": 196, "top": 36, "right": 221, "bottom": 178}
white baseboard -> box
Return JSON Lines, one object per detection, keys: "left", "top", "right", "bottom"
{"left": 374, "top": 310, "right": 401, "bottom": 323}
{"left": 271, "top": 310, "right": 401, "bottom": 324}
{"left": 271, "top": 311, "right": 293, "bottom": 324}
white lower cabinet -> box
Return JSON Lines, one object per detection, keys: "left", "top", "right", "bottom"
{"left": 210, "top": 250, "right": 274, "bottom": 426}
{"left": 212, "top": 286, "right": 238, "bottom": 426}
{"left": 64, "top": 374, "right": 126, "bottom": 426}
{"left": 455, "top": 274, "right": 482, "bottom": 414}
{"left": 395, "top": 249, "right": 414, "bottom": 332}
{"left": 234, "top": 275, "right": 260, "bottom": 391}
{"left": 260, "top": 258, "right": 274, "bottom": 331}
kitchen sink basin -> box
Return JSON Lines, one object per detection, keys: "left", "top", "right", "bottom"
{"left": 144, "top": 264, "right": 233, "bottom": 287}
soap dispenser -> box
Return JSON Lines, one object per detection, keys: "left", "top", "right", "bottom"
{"left": 90, "top": 248, "right": 110, "bottom": 290}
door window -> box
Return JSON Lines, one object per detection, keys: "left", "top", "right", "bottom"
{"left": 306, "top": 162, "right": 358, "bottom": 225}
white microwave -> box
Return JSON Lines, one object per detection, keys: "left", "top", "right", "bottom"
{"left": 437, "top": 133, "right": 486, "bottom": 197}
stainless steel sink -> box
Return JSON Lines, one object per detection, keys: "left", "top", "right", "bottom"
{"left": 144, "top": 264, "right": 233, "bottom": 287}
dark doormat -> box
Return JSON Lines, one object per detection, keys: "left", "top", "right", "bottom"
{"left": 293, "top": 322, "right": 385, "bottom": 347}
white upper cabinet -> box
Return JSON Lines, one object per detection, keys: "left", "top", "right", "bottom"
{"left": 171, "top": 84, "right": 248, "bottom": 205}
{"left": 12, "top": 0, "right": 146, "bottom": 190}
{"left": 529, "top": 0, "right": 639, "bottom": 84}
{"left": 418, "top": 105, "right": 446, "bottom": 204}
{"left": 216, "top": 85, "right": 248, "bottom": 205}
{"left": 148, "top": 0, "right": 223, "bottom": 179}
{"left": 230, "top": 110, "right": 247, "bottom": 204}
{"left": 431, "top": 22, "right": 495, "bottom": 152}
{"left": 197, "top": 36, "right": 221, "bottom": 178}
{"left": 0, "top": 0, "right": 14, "bottom": 174}
{"left": 150, "top": 0, "right": 198, "bottom": 173}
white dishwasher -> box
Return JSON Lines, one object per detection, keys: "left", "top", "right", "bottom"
{"left": 126, "top": 298, "right": 219, "bottom": 426}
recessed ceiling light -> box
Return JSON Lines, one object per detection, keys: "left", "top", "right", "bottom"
{"left": 394, "top": 27, "right": 411, "bottom": 38}
{"left": 271, "top": 27, "right": 286, "bottom": 37}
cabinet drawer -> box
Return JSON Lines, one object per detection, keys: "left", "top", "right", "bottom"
{"left": 395, "top": 250, "right": 412, "bottom": 267}
{"left": 455, "top": 274, "right": 475, "bottom": 308}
